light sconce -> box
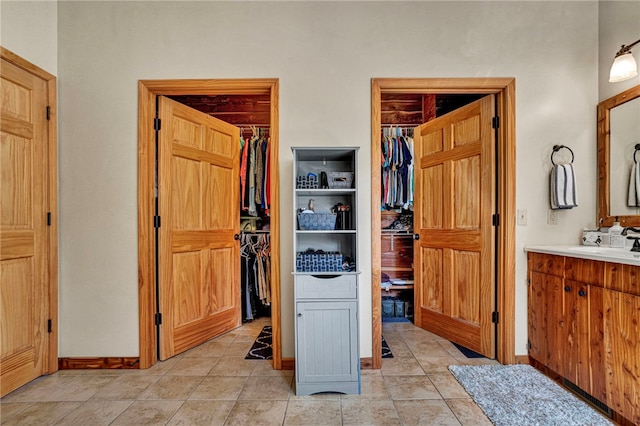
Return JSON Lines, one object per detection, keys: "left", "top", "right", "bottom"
{"left": 609, "top": 38, "right": 640, "bottom": 83}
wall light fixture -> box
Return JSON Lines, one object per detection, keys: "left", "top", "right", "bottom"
{"left": 609, "top": 38, "right": 640, "bottom": 83}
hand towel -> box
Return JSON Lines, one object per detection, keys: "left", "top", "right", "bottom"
{"left": 628, "top": 163, "right": 638, "bottom": 207}
{"left": 550, "top": 163, "right": 577, "bottom": 209}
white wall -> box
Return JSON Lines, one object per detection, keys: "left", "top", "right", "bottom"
{"left": 56, "top": 1, "right": 599, "bottom": 359}
{"left": 598, "top": 1, "right": 640, "bottom": 101}
{"left": 0, "top": 1, "right": 57, "bottom": 75}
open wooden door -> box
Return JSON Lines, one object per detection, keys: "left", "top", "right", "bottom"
{"left": 157, "top": 96, "right": 241, "bottom": 360}
{"left": 413, "top": 95, "right": 496, "bottom": 358}
{"left": 1, "top": 51, "right": 56, "bottom": 396}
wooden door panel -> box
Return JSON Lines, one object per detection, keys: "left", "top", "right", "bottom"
{"left": 420, "top": 165, "right": 443, "bottom": 229}
{"left": 453, "top": 156, "right": 480, "bottom": 229}
{"left": 413, "top": 95, "right": 495, "bottom": 358}
{"left": 451, "top": 250, "right": 480, "bottom": 325}
{"left": 158, "top": 96, "right": 240, "bottom": 360}
{"left": 0, "top": 58, "right": 49, "bottom": 396}
{"left": 418, "top": 247, "right": 443, "bottom": 312}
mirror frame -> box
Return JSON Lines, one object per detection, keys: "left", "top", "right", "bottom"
{"left": 597, "top": 84, "right": 640, "bottom": 227}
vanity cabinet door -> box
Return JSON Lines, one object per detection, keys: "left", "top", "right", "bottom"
{"left": 528, "top": 271, "right": 549, "bottom": 363}
{"left": 604, "top": 289, "right": 640, "bottom": 424}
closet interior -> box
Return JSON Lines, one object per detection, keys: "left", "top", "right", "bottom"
{"left": 169, "top": 94, "right": 272, "bottom": 322}
{"left": 379, "top": 93, "right": 482, "bottom": 323}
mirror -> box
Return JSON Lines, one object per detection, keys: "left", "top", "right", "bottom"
{"left": 598, "top": 84, "right": 640, "bottom": 227}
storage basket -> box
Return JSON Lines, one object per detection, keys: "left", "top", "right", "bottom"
{"left": 327, "top": 172, "right": 354, "bottom": 189}
{"left": 296, "top": 252, "right": 343, "bottom": 272}
{"left": 382, "top": 297, "right": 395, "bottom": 318}
{"left": 298, "top": 213, "right": 337, "bottom": 230}
{"left": 296, "top": 175, "right": 319, "bottom": 189}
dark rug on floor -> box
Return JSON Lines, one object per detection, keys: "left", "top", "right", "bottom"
{"left": 382, "top": 317, "right": 411, "bottom": 323}
{"left": 453, "top": 342, "right": 485, "bottom": 359}
{"left": 382, "top": 335, "right": 393, "bottom": 358}
{"left": 246, "top": 326, "right": 394, "bottom": 360}
{"left": 245, "top": 326, "right": 272, "bottom": 360}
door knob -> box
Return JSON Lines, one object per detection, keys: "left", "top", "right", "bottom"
{"left": 234, "top": 233, "right": 240, "bottom": 240}
{"left": 297, "top": 313, "right": 302, "bottom": 317}
{"left": 413, "top": 233, "right": 420, "bottom": 240}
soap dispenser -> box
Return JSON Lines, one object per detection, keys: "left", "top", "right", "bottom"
{"left": 609, "top": 217, "right": 625, "bottom": 248}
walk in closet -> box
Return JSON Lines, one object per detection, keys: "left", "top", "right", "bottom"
{"left": 379, "top": 93, "right": 482, "bottom": 323}
{"left": 169, "top": 95, "right": 273, "bottom": 322}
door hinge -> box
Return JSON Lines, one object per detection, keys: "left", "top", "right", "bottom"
{"left": 154, "top": 215, "right": 161, "bottom": 228}
{"left": 492, "top": 116, "right": 500, "bottom": 129}
{"left": 155, "top": 312, "right": 162, "bottom": 326}
{"left": 154, "top": 117, "right": 161, "bottom": 131}
{"left": 492, "top": 311, "right": 499, "bottom": 324}
{"left": 47, "top": 212, "right": 52, "bottom": 226}
{"left": 526, "top": 340, "right": 531, "bottom": 351}
{"left": 46, "top": 106, "right": 51, "bottom": 121}
{"left": 527, "top": 278, "right": 531, "bottom": 286}
{"left": 47, "top": 319, "right": 52, "bottom": 333}
{"left": 492, "top": 214, "right": 500, "bottom": 226}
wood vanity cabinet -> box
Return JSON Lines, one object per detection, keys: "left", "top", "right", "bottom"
{"left": 527, "top": 252, "right": 639, "bottom": 424}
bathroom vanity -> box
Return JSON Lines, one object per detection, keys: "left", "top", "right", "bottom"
{"left": 525, "top": 246, "right": 639, "bottom": 425}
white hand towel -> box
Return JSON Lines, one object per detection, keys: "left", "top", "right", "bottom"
{"left": 628, "top": 163, "right": 638, "bottom": 207}
{"left": 635, "top": 162, "right": 640, "bottom": 206}
{"left": 562, "top": 163, "right": 577, "bottom": 208}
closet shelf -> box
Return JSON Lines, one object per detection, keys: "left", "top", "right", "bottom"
{"left": 381, "top": 284, "right": 414, "bottom": 291}
{"left": 295, "top": 188, "right": 356, "bottom": 196}
{"left": 381, "top": 266, "right": 413, "bottom": 272}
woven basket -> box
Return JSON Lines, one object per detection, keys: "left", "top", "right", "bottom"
{"left": 297, "top": 213, "right": 337, "bottom": 230}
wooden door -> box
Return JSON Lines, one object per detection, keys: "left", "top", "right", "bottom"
{"left": 157, "top": 96, "right": 241, "bottom": 360}
{"left": 413, "top": 95, "right": 495, "bottom": 358}
{"left": 0, "top": 58, "right": 51, "bottom": 395}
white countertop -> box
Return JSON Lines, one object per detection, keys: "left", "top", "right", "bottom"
{"left": 525, "top": 245, "right": 640, "bottom": 266}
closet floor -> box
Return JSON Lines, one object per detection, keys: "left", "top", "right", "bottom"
{"left": 1, "top": 318, "right": 496, "bottom": 425}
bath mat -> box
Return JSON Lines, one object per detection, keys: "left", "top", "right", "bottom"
{"left": 452, "top": 342, "right": 484, "bottom": 358}
{"left": 448, "top": 364, "right": 613, "bottom": 426}
{"left": 245, "top": 326, "right": 272, "bottom": 360}
{"left": 381, "top": 336, "right": 393, "bottom": 358}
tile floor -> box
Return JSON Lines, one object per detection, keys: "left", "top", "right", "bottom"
{"left": 1, "top": 318, "right": 498, "bottom": 425}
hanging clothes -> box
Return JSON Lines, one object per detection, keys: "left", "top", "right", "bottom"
{"left": 240, "top": 127, "right": 271, "bottom": 217}
{"left": 381, "top": 127, "right": 414, "bottom": 210}
{"left": 240, "top": 232, "right": 271, "bottom": 322}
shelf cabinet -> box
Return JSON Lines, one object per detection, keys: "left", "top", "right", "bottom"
{"left": 292, "top": 147, "right": 360, "bottom": 396}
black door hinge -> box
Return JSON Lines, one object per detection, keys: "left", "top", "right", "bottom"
{"left": 492, "top": 311, "right": 499, "bottom": 324}
{"left": 492, "top": 214, "right": 500, "bottom": 226}
{"left": 527, "top": 278, "right": 531, "bottom": 286}
{"left": 47, "top": 212, "right": 52, "bottom": 226}
{"left": 154, "top": 117, "right": 161, "bottom": 131}
{"left": 154, "top": 215, "right": 161, "bottom": 228}
{"left": 492, "top": 116, "right": 500, "bottom": 129}
{"left": 47, "top": 319, "right": 52, "bottom": 333}
{"left": 155, "top": 313, "right": 162, "bottom": 326}
{"left": 46, "top": 106, "right": 51, "bottom": 121}
{"left": 526, "top": 340, "right": 531, "bottom": 351}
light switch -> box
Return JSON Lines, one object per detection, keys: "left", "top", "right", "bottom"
{"left": 517, "top": 209, "right": 527, "bottom": 226}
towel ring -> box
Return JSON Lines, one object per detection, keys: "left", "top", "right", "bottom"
{"left": 634, "top": 144, "right": 640, "bottom": 164}
{"left": 551, "top": 145, "right": 574, "bottom": 166}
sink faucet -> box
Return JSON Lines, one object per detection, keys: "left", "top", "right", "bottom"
{"left": 627, "top": 236, "right": 640, "bottom": 252}
{"left": 622, "top": 227, "right": 640, "bottom": 236}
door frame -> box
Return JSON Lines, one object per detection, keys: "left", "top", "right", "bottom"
{"left": 370, "top": 78, "right": 516, "bottom": 368}
{"left": 0, "top": 47, "right": 58, "bottom": 381}
{"left": 138, "top": 79, "right": 280, "bottom": 369}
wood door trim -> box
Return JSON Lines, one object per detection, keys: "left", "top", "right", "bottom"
{"left": 0, "top": 46, "right": 58, "bottom": 376}
{"left": 138, "top": 79, "right": 280, "bottom": 369}
{"left": 371, "top": 78, "right": 516, "bottom": 368}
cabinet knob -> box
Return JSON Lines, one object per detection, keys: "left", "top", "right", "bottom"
{"left": 578, "top": 290, "right": 587, "bottom": 297}
{"left": 564, "top": 286, "right": 571, "bottom": 292}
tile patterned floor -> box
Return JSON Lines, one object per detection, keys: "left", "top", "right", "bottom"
{"left": 1, "top": 318, "right": 498, "bottom": 425}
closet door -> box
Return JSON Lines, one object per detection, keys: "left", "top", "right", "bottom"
{"left": 157, "top": 96, "right": 241, "bottom": 360}
{"left": 413, "top": 95, "right": 496, "bottom": 358}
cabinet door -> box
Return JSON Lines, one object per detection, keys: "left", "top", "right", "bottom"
{"left": 296, "top": 301, "right": 358, "bottom": 383}
{"left": 545, "top": 273, "right": 565, "bottom": 375}
{"left": 528, "top": 271, "right": 548, "bottom": 363}
{"left": 604, "top": 289, "right": 640, "bottom": 423}
{"left": 562, "top": 280, "right": 588, "bottom": 389}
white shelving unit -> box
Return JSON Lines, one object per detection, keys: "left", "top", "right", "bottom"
{"left": 292, "top": 147, "right": 360, "bottom": 396}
